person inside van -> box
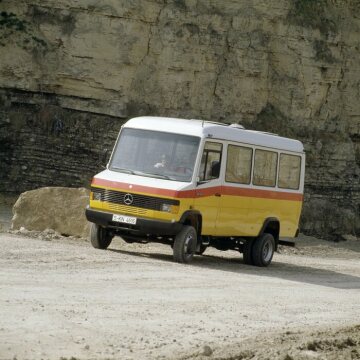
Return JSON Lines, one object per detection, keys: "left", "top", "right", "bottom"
{"left": 154, "top": 154, "right": 168, "bottom": 169}
{"left": 210, "top": 160, "right": 220, "bottom": 178}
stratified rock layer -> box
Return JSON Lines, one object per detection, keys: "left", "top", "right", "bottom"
{"left": 1, "top": 0, "right": 359, "bottom": 238}
{"left": 11, "top": 187, "right": 90, "bottom": 238}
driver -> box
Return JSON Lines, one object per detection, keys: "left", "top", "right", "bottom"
{"left": 154, "top": 154, "right": 168, "bottom": 169}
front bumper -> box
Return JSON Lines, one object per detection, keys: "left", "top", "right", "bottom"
{"left": 85, "top": 207, "right": 182, "bottom": 236}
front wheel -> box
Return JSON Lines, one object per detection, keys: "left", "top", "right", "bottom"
{"left": 252, "top": 233, "right": 275, "bottom": 267}
{"left": 90, "top": 223, "right": 113, "bottom": 249}
{"left": 173, "top": 225, "right": 197, "bottom": 263}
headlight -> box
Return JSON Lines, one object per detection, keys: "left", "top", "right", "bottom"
{"left": 93, "top": 192, "right": 102, "bottom": 201}
{"left": 161, "top": 204, "right": 179, "bottom": 214}
{"left": 161, "top": 204, "right": 172, "bottom": 212}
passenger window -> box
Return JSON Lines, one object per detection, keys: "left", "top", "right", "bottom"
{"left": 199, "top": 142, "right": 222, "bottom": 181}
{"left": 253, "top": 149, "right": 278, "bottom": 187}
{"left": 226, "top": 145, "right": 252, "bottom": 184}
{"left": 278, "top": 154, "right": 301, "bottom": 190}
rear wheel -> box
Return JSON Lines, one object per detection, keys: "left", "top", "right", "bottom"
{"left": 173, "top": 225, "right": 197, "bottom": 263}
{"left": 252, "top": 233, "right": 275, "bottom": 267}
{"left": 90, "top": 223, "right": 113, "bottom": 249}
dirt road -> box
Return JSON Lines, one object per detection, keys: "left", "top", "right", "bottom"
{"left": 0, "top": 232, "right": 359, "bottom": 359}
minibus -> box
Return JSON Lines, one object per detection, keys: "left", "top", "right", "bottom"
{"left": 86, "top": 116, "right": 305, "bottom": 266}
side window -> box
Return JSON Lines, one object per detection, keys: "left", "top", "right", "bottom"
{"left": 199, "top": 142, "right": 222, "bottom": 181}
{"left": 278, "top": 154, "right": 301, "bottom": 190}
{"left": 253, "top": 149, "right": 278, "bottom": 187}
{"left": 226, "top": 145, "right": 252, "bottom": 184}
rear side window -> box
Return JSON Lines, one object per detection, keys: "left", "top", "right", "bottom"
{"left": 253, "top": 149, "right": 278, "bottom": 187}
{"left": 278, "top": 154, "right": 301, "bottom": 190}
{"left": 226, "top": 145, "right": 252, "bottom": 184}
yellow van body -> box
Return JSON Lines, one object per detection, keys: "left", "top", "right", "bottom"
{"left": 86, "top": 117, "right": 305, "bottom": 266}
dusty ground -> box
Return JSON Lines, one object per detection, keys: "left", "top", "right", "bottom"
{"left": 0, "top": 227, "right": 359, "bottom": 360}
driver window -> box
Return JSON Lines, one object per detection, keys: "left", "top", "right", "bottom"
{"left": 199, "top": 142, "right": 222, "bottom": 181}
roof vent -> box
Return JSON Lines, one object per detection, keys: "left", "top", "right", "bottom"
{"left": 229, "top": 123, "right": 245, "bottom": 129}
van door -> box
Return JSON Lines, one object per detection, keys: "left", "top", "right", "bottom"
{"left": 215, "top": 143, "right": 254, "bottom": 236}
{"left": 193, "top": 141, "right": 223, "bottom": 235}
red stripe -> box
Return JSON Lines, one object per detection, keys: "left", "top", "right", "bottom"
{"left": 91, "top": 178, "right": 303, "bottom": 201}
{"left": 222, "top": 186, "right": 303, "bottom": 201}
{"left": 92, "top": 178, "right": 181, "bottom": 197}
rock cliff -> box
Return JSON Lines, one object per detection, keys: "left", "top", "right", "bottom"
{"left": 0, "top": 0, "right": 359, "bottom": 239}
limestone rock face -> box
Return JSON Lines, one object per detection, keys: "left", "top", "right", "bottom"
{"left": 1, "top": 0, "right": 359, "bottom": 239}
{"left": 11, "top": 187, "right": 90, "bottom": 238}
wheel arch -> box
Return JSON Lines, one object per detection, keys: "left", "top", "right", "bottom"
{"left": 179, "top": 210, "right": 202, "bottom": 239}
{"left": 258, "top": 217, "right": 280, "bottom": 250}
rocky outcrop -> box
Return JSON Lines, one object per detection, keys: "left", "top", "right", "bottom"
{"left": 11, "top": 187, "right": 90, "bottom": 238}
{"left": 1, "top": 0, "right": 359, "bottom": 239}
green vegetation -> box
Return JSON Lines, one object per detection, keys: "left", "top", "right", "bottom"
{"left": 288, "top": 0, "right": 337, "bottom": 36}
{"left": 313, "top": 39, "right": 336, "bottom": 63}
{"left": 0, "top": 11, "right": 47, "bottom": 49}
{"left": 0, "top": 11, "right": 27, "bottom": 31}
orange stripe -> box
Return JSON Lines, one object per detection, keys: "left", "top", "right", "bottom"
{"left": 92, "top": 178, "right": 186, "bottom": 198}
{"left": 91, "top": 178, "right": 303, "bottom": 201}
{"left": 222, "top": 186, "right": 303, "bottom": 201}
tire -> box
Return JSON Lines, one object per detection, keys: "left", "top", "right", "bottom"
{"left": 90, "top": 223, "right": 113, "bottom": 249}
{"left": 252, "top": 233, "right": 275, "bottom": 267}
{"left": 243, "top": 239, "right": 254, "bottom": 265}
{"left": 173, "top": 225, "right": 197, "bottom": 263}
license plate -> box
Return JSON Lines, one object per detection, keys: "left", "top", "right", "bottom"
{"left": 112, "top": 214, "right": 137, "bottom": 225}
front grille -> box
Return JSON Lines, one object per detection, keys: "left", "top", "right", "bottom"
{"left": 108, "top": 203, "right": 147, "bottom": 216}
{"left": 91, "top": 187, "right": 179, "bottom": 211}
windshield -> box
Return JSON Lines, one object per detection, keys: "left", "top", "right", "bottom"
{"left": 110, "top": 128, "right": 200, "bottom": 182}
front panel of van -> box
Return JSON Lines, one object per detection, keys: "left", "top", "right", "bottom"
{"left": 89, "top": 170, "right": 195, "bottom": 224}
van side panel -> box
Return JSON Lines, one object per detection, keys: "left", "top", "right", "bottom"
{"left": 215, "top": 188, "right": 302, "bottom": 237}
{"left": 214, "top": 193, "right": 253, "bottom": 236}
{"left": 193, "top": 190, "right": 221, "bottom": 235}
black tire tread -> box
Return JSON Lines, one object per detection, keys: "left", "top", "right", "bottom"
{"left": 173, "top": 225, "right": 197, "bottom": 263}
{"left": 252, "top": 233, "right": 275, "bottom": 267}
{"left": 90, "top": 223, "right": 113, "bottom": 250}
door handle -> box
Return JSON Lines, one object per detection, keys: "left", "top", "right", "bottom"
{"left": 215, "top": 193, "right": 221, "bottom": 197}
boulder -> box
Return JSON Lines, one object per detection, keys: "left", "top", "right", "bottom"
{"left": 11, "top": 187, "right": 90, "bottom": 238}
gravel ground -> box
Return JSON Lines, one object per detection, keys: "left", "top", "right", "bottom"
{"left": 0, "top": 230, "right": 359, "bottom": 360}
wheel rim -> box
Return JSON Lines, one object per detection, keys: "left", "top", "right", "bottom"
{"left": 262, "top": 239, "right": 273, "bottom": 262}
{"left": 184, "top": 233, "right": 194, "bottom": 257}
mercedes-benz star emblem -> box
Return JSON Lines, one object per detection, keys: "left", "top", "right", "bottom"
{"left": 124, "top": 193, "right": 133, "bottom": 205}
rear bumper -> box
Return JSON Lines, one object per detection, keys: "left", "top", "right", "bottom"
{"left": 85, "top": 207, "right": 182, "bottom": 236}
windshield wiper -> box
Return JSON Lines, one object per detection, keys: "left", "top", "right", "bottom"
{"left": 111, "top": 168, "right": 175, "bottom": 180}
{"left": 134, "top": 171, "right": 174, "bottom": 180}
{"left": 151, "top": 173, "right": 173, "bottom": 180}
{"left": 111, "top": 167, "right": 135, "bottom": 175}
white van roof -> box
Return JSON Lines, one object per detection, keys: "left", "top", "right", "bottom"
{"left": 124, "top": 116, "right": 304, "bottom": 153}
